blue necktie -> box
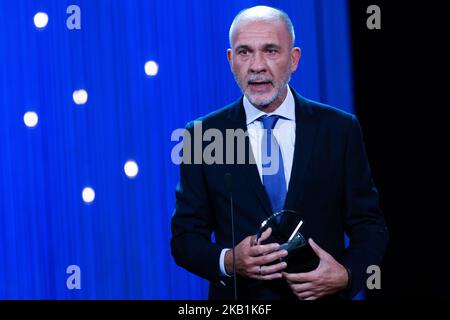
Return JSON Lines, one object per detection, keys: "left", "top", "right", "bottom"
{"left": 260, "top": 115, "right": 287, "bottom": 214}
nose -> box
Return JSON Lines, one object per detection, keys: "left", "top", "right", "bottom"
{"left": 249, "top": 52, "right": 267, "bottom": 74}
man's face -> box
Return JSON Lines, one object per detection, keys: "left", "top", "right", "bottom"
{"left": 227, "top": 19, "right": 300, "bottom": 110}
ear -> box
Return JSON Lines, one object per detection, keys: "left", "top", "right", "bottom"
{"left": 227, "top": 48, "right": 233, "bottom": 66}
{"left": 290, "top": 47, "right": 301, "bottom": 73}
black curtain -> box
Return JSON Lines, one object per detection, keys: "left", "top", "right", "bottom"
{"left": 349, "top": 0, "right": 450, "bottom": 299}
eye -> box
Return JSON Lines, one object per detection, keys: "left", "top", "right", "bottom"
{"left": 238, "top": 49, "right": 249, "bottom": 55}
{"left": 266, "top": 49, "right": 278, "bottom": 55}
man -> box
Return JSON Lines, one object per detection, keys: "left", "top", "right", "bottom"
{"left": 171, "top": 6, "right": 388, "bottom": 300}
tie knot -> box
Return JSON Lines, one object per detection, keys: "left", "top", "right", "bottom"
{"left": 259, "top": 115, "right": 281, "bottom": 130}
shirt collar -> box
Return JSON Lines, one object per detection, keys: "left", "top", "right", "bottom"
{"left": 243, "top": 86, "right": 296, "bottom": 125}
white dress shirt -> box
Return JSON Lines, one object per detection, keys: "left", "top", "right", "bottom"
{"left": 220, "top": 86, "right": 297, "bottom": 277}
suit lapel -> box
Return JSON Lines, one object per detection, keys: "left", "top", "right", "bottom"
{"left": 284, "top": 89, "right": 319, "bottom": 211}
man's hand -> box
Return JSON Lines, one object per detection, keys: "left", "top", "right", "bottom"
{"left": 282, "top": 238, "right": 349, "bottom": 300}
{"left": 225, "top": 227, "right": 288, "bottom": 280}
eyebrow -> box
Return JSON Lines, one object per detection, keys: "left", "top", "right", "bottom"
{"left": 234, "top": 43, "right": 281, "bottom": 51}
{"left": 234, "top": 45, "right": 253, "bottom": 52}
{"left": 263, "top": 43, "right": 281, "bottom": 50}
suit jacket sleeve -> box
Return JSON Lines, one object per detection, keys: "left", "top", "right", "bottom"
{"left": 170, "top": 121, "right": 223, "bottom": 282}
{"left": 339, "top": 115, "right": 389, "bottom": 298}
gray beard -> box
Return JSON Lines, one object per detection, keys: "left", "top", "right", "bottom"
{"left": 235, "top": 67, "right": 292, "bottom": 108}
{"left": 247, "top": 75, "right": 290, "bottom": 107}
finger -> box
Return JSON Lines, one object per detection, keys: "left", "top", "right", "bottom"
{"left": 249, "top": 242, "right": 281, "bottom": 256}
{"left": 257, "top": 272, "right": 283, "bottom": 281}
{"left": 304, "top": 296, "right": 318, "bottom": 300}
{"left": 251, "top": 227, "right": 271, "bottom": 246}
{"left": 259, "top": 261, "right": 287, "bottom": 275}
{"left": 297, "top": 291, "right": 315, "bottom": 300}
{"left": 253, "top": 249, "right": 288, "bottom": 265}
{"left": 291, "top": 282, "right": 313, "bottom": 293}
{"left": 250, "top": 265, "right": 284, "bottom": 280}
{"left": 282, "top": 271, "right": 316, "bottom": 283}
{"left": 258, "top": 227, "right": 273, "bottom": 244}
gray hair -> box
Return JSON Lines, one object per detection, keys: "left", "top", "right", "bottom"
{"left": 229, "top": 6, "right": 296, "bottom": 48}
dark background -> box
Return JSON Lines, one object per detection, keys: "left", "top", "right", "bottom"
{"left": 349, "top": 1, "right": 450, "bottom": 298}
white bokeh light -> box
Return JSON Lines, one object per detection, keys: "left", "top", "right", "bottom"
{"left": 124, "top": 160, "right": 139, "bottom": 178}
{"left": 82, "top": 187, "right": 95, "bottom": 204}
{"left": 73, "top": 89, "right": 88, "bottom": 105}
{"left": 34, "top": 12, "right": 49, "bottom": 29}
{"left": 23, "top": 111, "right": 39, "bottom": 128}
{"left": 144, "top": 60, "right": 159, "bottom": 76}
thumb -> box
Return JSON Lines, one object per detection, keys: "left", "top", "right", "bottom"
{"left": 258, "top": 227, "right": 273, "bottom": 244}
{"left": 308, "top": 238, "right": 328, "bottom": 259}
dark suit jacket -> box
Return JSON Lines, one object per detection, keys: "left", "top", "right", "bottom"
{"left": 171, "top": 88, "right": 388, "bottom": 300}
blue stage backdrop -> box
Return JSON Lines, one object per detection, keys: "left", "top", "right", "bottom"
{"left": 0, "top": 0, "right": 354, "bottom": 299}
